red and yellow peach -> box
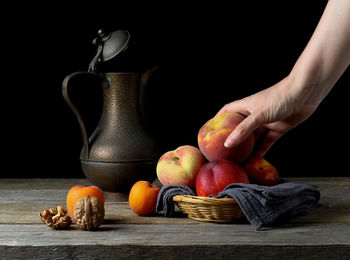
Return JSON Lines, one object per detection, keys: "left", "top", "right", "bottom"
{"left": 156, "top": 145, "right": 206, "bottom": 189}
{"left": 244, "top": 157, "right": 280, "bottom": 186}
{"left": 198, "top": 112, "right": 255, "bottom": 163}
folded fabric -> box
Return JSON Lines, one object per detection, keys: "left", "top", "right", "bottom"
{"left": 155, "top": 185, "right": 195, "bottom": 217}
{"left": 155, "top": 180, "right": 320, "bottom": 230}
{"left": 214, "top": 179, "right": 320, "bottom": 230}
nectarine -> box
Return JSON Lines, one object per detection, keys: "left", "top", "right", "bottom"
{"left": 196, "top": 159, "right": 250, "bottom": 197}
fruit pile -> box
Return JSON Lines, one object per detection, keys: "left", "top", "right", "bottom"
{"left": 129, "top": 112, "right": 280, "bottom": 216}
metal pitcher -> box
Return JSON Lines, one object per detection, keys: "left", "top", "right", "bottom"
{"left": 62, "top": 30, "right": 161, "bottom": 195}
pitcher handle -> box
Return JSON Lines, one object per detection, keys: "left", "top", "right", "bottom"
{"left": 62, "top": 71, "right": 105, "bottom": 160}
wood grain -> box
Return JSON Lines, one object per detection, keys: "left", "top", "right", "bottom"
{"left": 0, "top": 224, "right": 349, "bottom": 259}
{"left": 1, "top": 177, "right": 348, "bottom": 190}
{"left": 0, "top": 203, "right": 197, "bottom": 225}
{"left": 1, "top": 178, "right": 349, "bottom": 225}
{"left": 0, "top": 178, "right": 349, "bottom": 259}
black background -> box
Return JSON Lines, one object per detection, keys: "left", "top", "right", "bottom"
{"left": 3, "top": 1, "right": 349, "bottom": 178}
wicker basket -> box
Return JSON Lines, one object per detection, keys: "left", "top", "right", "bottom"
{"left": 173, "top": 195, "right": 245, "bottom": 223}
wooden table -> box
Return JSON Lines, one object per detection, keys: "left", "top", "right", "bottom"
{"left": 0, "top": 178, "right": 349, "bottom": 259}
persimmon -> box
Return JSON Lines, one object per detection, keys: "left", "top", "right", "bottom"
{"left": 66, "top": 185, "right": 104, "bottom": 219}
{"left": 129, "top": 181, "right": 160, "bottom": 216}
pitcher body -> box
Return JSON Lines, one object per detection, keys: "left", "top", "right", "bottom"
{"left": 63, "top": 71, "right": 161, "bottom": 194}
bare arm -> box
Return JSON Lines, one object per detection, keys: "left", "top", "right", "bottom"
{"left": 291, "top": 0, "right": 350, "bottom": 105}
{"left": 218, "top": 0, "right": 350, "bottom": 157}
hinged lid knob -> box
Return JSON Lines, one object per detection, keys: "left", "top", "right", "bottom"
{"left": 88, "top": 29, "right": 130, "bottom": 72}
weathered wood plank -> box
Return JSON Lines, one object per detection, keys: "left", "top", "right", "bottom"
{"left": 1, "top": 223, "right": 349, "bottom": 245}
{"left": 0, "top": 190, "right": 69, "bottom": 204}
{"left": 293, "top": 177, "right": 350, "bottom": 190}
{"left": 1, "top": 178, "right": 350, "bottom": 225}
{"left": 0, "top": 179, "right": 92, "bottom": 190}
{"left": 1, "top": 189, "right": 349, "bottom": 225}
{"left": 1, "top": 177, "right": 349, "bottom": 190}
{"left": 289, "top": 189, "right": 350, "bottom": 224}
{"left": 0, "top": 178, "right": 349, "bottom": 258}
{"left": 1, "top": 244, "right": 349, "bottom": 260}
{"left": 0, "top": 203, "right": 197, "bottom": 225}
{"left": 0, "top": 178, "right": 162, "bottom": 202}
{"left": 0, "top": 224, "right": 349, "bottom": 259}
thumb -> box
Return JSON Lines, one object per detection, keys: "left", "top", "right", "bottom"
{"left": 224, "top": 114, "right": 261, "bottom": 148}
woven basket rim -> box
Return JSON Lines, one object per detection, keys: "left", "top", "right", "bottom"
{"left": 173, "top": 194, "right": 237, "bottom": 205}
{"left": 173, "top": 194, "right": 244, "bottom": 223}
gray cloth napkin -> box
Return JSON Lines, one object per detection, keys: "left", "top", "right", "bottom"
{"left": 155, "top": 185, "right": 195, "bottom": 217}
{"left": 214, "top": 179, "right": 320, "bottom": 230}
{"left": 155, "top": 180, "right": 320, "bottom": 230}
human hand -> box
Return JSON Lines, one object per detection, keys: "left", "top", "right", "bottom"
{"left": 217, "top": 0, "right": 350, "bottom": 157}
{"left": 216, "top": 76, "right": 318, "bottom": 157}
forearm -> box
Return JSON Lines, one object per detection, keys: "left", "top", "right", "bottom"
{"left": 289, "top": 0, "right": 350, "bottom": 106}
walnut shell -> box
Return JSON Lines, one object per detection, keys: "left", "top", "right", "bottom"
{"left": 38, "top": 206, "right": 72, "bottom": 229}
{"left": 74, "top": 196, "right": 104, "bottom": 231}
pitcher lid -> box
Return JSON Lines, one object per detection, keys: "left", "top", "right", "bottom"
{"left": 88, "top": 29, "right": 130, "bottom": 72}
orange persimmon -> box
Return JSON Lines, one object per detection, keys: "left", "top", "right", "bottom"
{"left": 129, "top": 181, "right": 160, "bottom": 216}
{"left": 66, "top": 185, "right": 105, "bottom": 219}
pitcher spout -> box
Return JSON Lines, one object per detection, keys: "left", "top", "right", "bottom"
{"left": 139, "top": 66, "right": 158, "bottom": 121}
{"left": 140, "top": 66, "right": 158, "bottom": 90}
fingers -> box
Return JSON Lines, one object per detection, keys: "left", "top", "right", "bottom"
{"left": 254, "top": 130, "right": 284, "bottom": 157}
{"left": 224, "top": 114, "right": 261, "bottom": 148}
{"left": 215, "top": 100, "right": 248, "bottom": 117}
{"left": 254, "top": 126, "right": 267, "bottom": 141}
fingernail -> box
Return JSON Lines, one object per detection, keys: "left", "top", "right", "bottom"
{"left": 225, "top": 134, "right": 239, "bottom": 148}
{"left": 224, "top": 140, "right": 231, "bottom": 148}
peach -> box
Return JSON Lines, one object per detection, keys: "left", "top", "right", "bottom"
{"left": 196, "top": 159, "right": 250, "bottom": 197}
{"left": 244, "top": 157, "right": 280, "bottom": 186}
{"left": 198, "top": 112, "right": 255, "bottom": 163}
{"left": 156, "top": 145, "right": 206, "bottom": 189}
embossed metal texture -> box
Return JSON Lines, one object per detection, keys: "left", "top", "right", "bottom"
{"left": 62, "top": 70, "right": 161, "bottom": 192}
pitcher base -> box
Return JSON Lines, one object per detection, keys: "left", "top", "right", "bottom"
{"left": 81, "top": 160, "right": 157, "bottom": 193}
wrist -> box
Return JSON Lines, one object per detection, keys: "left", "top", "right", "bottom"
{"left": 287, "top": 61, "right": 333, "bottom": 107}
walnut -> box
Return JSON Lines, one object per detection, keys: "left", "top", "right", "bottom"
{"left": 38, "top": 206, "right": 72, "bottom": 229}
{"left": 74, "top": 196, "right": 104, "bottom": 231}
